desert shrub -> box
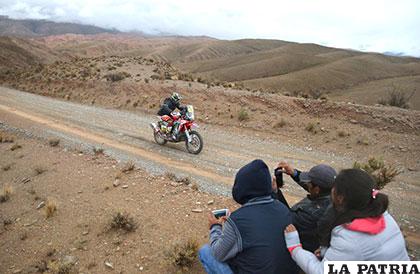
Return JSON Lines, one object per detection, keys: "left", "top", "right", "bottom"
{"left": 93, "top": 147, "right": 104, "bottom": 155}
{"left": 10, "top": 143, "right": 22, "bottom": 151}
{"left": 238, "top": 108, "right": 249, "bottom": 122}
{"left": 378, "top": 85, "right": 414, "bottom": 109}
{"left": 353, "top": 157, "right": 402, "bottom": 189}
{"left": 165, "top": 172, "right": 177, "bottom": 181}
{"left": 337, "top": 130, "right": 349, "bottom": 137}
{"left": 110, "top": 212, "right": 137, "bottom": 232}
{"left": 34, "top": 166, "right": 47, "bottom": 175}
{"left": 305, "top": 122, "right": 317, "bottom": 134}
{"left": 104, "top": 72, "right": 131, "bottom": 82}
{"left": 49, "top": 138, "right": 60, "bottom": 147}
{"left": 0, "top": 184, "right": 13, "bottom": 203}
{"left": 309, "top": 89, "right": 323, "bottom": 99}
{"left": 0, "top": 133, "right": 14, "bottom": 143}
{"left": 121, "top": 161, "right": 135, "bottom": 173}
{"left": 166, "top": 239, "right": 199, "bottom": 270}
{"left": 45, "top": 199, "right": 57, "bottom": 218}
{"left": 274, "top": 119, "right": 287, "bottom": 128}
{"left": 176, "top": 176, "right": 192, "bottom": 185}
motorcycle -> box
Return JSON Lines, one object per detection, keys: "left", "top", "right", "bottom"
{"left": 149, "top": 105, "right": 203, "bottom": 154}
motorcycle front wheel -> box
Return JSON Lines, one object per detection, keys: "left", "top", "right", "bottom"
{"left": 186, "top": 130, "right": 203, "bottom": 154}
{"left": 154, "top": 131, "right": 167, "bottom": 145}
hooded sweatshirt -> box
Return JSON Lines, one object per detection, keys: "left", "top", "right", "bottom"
{"left": 290, "top": 212, "right": 409, "bottom": 274}
{"left": 208, "top": 159, "right": 298, "bottom": 274}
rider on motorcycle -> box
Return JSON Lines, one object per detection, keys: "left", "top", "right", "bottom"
{"left": 157, "top": 92, "right": 186, "bottom": 139}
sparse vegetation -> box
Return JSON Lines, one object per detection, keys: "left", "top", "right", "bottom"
{"left": 274, "top": 119, "right": 287, "bottom": 128}
{"left": 0, "top": 132, "right": 14, "bottom": 143}
{"left": 121, "top": 161, "right": 135, "bottom": 173}
{"left": 10, "top": 143, "right": 22, "bottom": 151}
{"left": 0, "top": 184, "right": 13, "bottom": 203}
{"left": 353, "top": 157, "right": 402, "bottom": 189}
{"left": 49, "top": 138, "right": 60, "bottom": 147}
{"left": 2, "top": 163, "right": 12, "bottom": 171}
{"left": 93, "top": 146, "right": 104, "bottom": 155}
{"left": 166, "top": 239, "right": 199, "bottom": 270}
{"left": 305, "top": 122, "right": 317, "bottom": 134}
{"left": 238, "top": 108, "right": 249, "bottom": 122}
{"left": 34, "top": 166, "right": 47, "bottom": 175}
{"left": 165, "top": 171, "right": 177, "bottom": 181}
{"left": 104, "top": 71, "right": 131, "bottom": 82}
{"left": 45, "top": 199, "right": 57, "bottom": 218}
{"left": 110, "top": 211, "right": 137, "bottom": 232}
{"left": 337, "top": 130, "right": 349, "bottom": 137}
{"left": 378, "top": 84, "right": 414, "bottom": 109}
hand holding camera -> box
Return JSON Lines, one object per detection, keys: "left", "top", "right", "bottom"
{"left": 208, "top": 208, "right": 230, "bottom": 229}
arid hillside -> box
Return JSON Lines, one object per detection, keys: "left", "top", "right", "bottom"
{"left": 0, "top": 36, "right": 62, "bottom": 73}
{"left": 0, "top": 16, "right": 118, "bottom": 37}
{"left": 33, "top": 34, "right": 420, "bottom": 110}
{"left": 1, "top": 17, "right": 419, "bottom": 109}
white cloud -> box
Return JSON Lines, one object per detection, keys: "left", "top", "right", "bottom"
{"left": 0, "top": 0, "right": 419, "bottom": 56}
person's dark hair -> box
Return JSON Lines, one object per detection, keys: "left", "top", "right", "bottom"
{"left": 318, "top": 168, "right": 388, "bottom": 246}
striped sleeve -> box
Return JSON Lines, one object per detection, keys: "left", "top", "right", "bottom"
{"left": 209, "top": 218, "right": 242, "bottom": 262}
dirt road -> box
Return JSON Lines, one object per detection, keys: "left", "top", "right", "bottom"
{"left": 0, "top": 86, "right": 419, "bottom": 235}
{"left": 0, "top": 87, "right": 350, "bottom": 195}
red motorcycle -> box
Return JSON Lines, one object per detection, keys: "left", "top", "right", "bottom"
{"left": 150, "top": 105, "right": 203, "bottom": 154}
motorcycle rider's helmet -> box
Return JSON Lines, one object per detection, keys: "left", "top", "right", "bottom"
{"left": 171, "top": 92, "right": 182, "bottom": 103}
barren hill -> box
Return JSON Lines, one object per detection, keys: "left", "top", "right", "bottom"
{"left": 0, "top": 36, "right": 62, "bottom": 72}
{"left": 29, "top": 33, "right": 420, "bottom": 109}
{"left": 1, "top": 24, "right": 419, "bottom": 109}
{"left": 0, "top": 16, "right": 118, "bottom": 37}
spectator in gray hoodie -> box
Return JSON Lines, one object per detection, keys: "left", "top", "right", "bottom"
{"left": 199, "top": 159, "right": 298, "bottom": 274}
{"left": 284, "top": 168, "right": 409, "bottom": 274}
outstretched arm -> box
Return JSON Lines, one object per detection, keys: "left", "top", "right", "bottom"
{"left": 208, "top": 214, "right": 242, "bottom": 262}
{"left": 277, "top": 161, "right": 308, "bottom": 192}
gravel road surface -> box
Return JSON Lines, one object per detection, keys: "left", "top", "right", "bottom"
{"left": 0, "top": 86, "right": 418, "bottom": 241}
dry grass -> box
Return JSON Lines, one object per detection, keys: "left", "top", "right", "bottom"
{"left": 93, "top": 146, "right": 104, "bottom": 155}
{"left": 305, "top": 122, "right": 319, "bottom": 134}
{"left": 48, "top": 138, "right": 60, "bottom": 147}
{"left": 10, "top": 143, "right": 22, "bottom": 151}
{"left": 44, "top": 199, "right": 57, "bottom": 218}
{"left": 34, "top": 166, "right": 47, "bottom": 175}
{"left": 337, "top": 130, "right": 349, "bottom": 137}
{"left": 238, "top": 108, "right": 249, "bottom": 122}
{"left": 165, "top": 171, "right": 177, "bottom": 181}
{"left": 166, "top": 238, "right": 199, "bottom": 270}
{"left": 121, "top": 161, "right": 135, "bottom": 174}
{"left": 0, "top": 184, "right": 13, "bottom": 203}
{"left": 378, "top": 84, "right": 414, "bottom": 109}
{"left": 353, "top": 157, "right": 402, "bottom": 189}
{"left": 274, "top": 119, "right": 287, "bottom": 128}
{"left": 2, "top": 163, "right": 12, "bottom": 171}
{"left": 110, "top": 212, "right": 137, "bottom": 232}
{"left": 0, "top": 132, "right": 14, "bottom": 143}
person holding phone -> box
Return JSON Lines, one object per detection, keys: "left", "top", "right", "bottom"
{"left": 272, "top": 161, "right": 336, "bottom": 253}
{"left": 199, "top": 159, "right": 298, "bottom": 274}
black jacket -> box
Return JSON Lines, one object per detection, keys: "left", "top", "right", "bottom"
{"left": 229, "top": 160, "right": 298, "bottom": 274}
{"left": 157, "top": 97, "right": 185, "bottom": 116}
{"left": 277, "top": 170, "right": 331, "bottom": 252}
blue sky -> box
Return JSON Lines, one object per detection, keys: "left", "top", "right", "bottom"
{"left": 1, "top": 0, "right": 419, "bottom": 56}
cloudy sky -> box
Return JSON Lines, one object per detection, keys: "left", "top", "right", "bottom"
{"left": 1, "top": 0, "right": 419, "bottom": 56}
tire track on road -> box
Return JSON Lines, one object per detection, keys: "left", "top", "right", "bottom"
{"left": 0, "top": 104, "right": 234, "bottom": 185}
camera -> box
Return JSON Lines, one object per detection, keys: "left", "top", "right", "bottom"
{"left": 212, "top": 209, "right": 229, "bottom": 219}
{"left": 274, "top": 168, "right": 285, "bottom": 188}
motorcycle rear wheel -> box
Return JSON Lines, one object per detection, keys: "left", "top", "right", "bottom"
{"left": 154, "top": 131, "right": 167, "bottom": 145}
{"left": 186, "top": 130, "right": 203, "bottom": 154}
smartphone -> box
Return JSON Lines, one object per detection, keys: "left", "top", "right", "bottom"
{"left": 212, "top": 209, "right": 229, "bottom": 219}
{"left": 274, "top": 168, "right": 285, "bottom": 188}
